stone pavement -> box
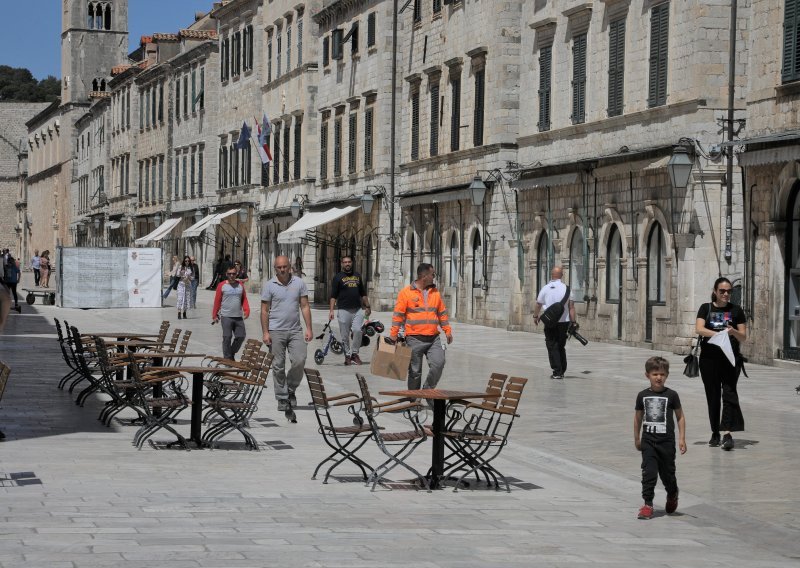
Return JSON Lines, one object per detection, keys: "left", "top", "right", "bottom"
{"left": 1, "top": 274, "right": 799, "bottom": 567}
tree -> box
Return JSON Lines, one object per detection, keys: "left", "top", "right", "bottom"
{"left": 0, "top": 66, "right": 60, "bottom": 102}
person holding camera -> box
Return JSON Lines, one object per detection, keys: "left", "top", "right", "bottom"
{"left": 695, "top": 277, "right": 747, "bottom": 450}
{"left": 533, "top": 266, "right": 576, "bottom": 380}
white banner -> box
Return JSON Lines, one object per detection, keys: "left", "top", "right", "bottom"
{"left": 59, "top": 247, "right": 163, "bottom": 309}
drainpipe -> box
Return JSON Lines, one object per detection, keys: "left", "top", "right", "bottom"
{"left": 390, "top": 0, "right": 398, "bottom": 239}
{"left": 724, "top": 0, "right": 738, "bottom": 263}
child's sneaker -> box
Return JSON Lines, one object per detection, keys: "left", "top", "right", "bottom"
{"left": 665, "top": 492, "right": 679, "bottom": 514}
{"left": 637, "top": 504, "right": 654, "bottom": 520}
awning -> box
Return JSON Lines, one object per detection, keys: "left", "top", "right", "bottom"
{"left": 106, "top": 221, "right": 122, "bottom": 230}
{"left": 134, "top": 217, "right": 181, "bottom": 245}
{"left": 277, "top": 205, "right": 359, "bottom": 244}
{"left": 512, "top": 172, "right": 579, "bottom": 191}
{"left": 182, "top": 208, "right": 239, "bottom": 238}
{"left": 399, "top": 187, "right": 471, "bottom": 207}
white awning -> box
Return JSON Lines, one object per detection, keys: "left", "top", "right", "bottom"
{"left": 106, "top": 221, "right": 122, "bottom": 230}
{"left": 134, "top": 217, "right": 181, "bottom": 245}
{"left": 182, "top": 209, "right": 240, "bottom": 238}
{"left": 277, "top": 205, "right": 359, "bottom": 244}
{"left": 511, "top": 172, "right": 579, "bottom": 191}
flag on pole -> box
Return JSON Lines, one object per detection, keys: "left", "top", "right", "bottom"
{"left": 250, "top": 126, "right": 271, "bottom": 165}
{"left": 235, "top": 121, "right": 251, "bottom": 150}
{"left": 255, "top": 113, "right": 273, "bottom": 163}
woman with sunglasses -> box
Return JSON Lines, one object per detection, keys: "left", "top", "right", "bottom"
{"left": 695, "top": 277, "right": 747, "bottom": 450}
{"left": 176, "top": 256, "right": 194, "bottom": 319}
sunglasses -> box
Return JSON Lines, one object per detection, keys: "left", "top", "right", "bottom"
{"left": 717, "top": 289, "right": 732, "bottom": 295}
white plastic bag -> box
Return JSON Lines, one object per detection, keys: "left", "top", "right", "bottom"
{"left": 708, "top": 329, "right": 736, "bottom": 366}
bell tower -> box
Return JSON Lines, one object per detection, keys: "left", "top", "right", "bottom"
{"left": 61, "top": 0, "right": 129, "bottom": 104}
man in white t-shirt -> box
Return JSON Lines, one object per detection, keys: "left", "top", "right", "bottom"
{"left": 533, "top": 266, "right": 576, "bottom": 380}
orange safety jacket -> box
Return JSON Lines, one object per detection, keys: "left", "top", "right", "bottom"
{"left": 390, "top": 283, "right": 451, "bottom": 339}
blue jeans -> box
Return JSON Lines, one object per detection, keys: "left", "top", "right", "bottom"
{"left": 190, "top": 279, "right": 199, "bottom": 308}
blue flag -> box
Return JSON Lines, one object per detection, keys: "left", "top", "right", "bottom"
{"left": 235, "top": 121, "right": 251, "bottom": 150}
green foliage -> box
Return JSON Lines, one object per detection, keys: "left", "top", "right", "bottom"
{"left": 0, "top": 66, "right": 60, "bottom": 102}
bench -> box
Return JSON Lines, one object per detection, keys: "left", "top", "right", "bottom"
{"left": 23, "top": 288, "right": 56, "bottom": 305}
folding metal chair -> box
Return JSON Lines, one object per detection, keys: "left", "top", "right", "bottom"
{"left": 305, "top": 368, "right": 373, "bottom": 483}
{"left": 355, "top": 373, "right": 429, "bottom": 492}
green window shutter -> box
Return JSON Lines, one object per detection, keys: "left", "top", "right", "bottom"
{"left": 648, "top": 3, "right": 669, "bottom": 107}
{"left": 348, "top": 113, "right": 357, "bottom": 173}
{"left": 430, "top": 82, "right": 439, "bottom": 157}
{"left": 538, "top": 46, "right": 552, "bottom": 131}
{"left": 783, "top": 0, "right": 800, "bottom": 82}
{"left": 411, "top": 91, "right": 420, "bottom": 160}
{"left": 450, "top": 75, "right": 460, "bottom": 152}
{"left": 191, "top": 69, "right": 196, "bottom": 113}
{"left": 572, "top": 33, "right": 587, "bottom": 124}
{"left": 608, "top": 18, "right": 625, "bottom": 117}
{"left": 473, "top": 69, "right": 484, "bottom": 147}
{"left": 364, "top": 107, "right": 373, "bottom": 170}
{"left": 320, "top": 121, "right": 328, "bottom": 180}
{"left": 294, "top": 120, "right": 302, "bottom": 180}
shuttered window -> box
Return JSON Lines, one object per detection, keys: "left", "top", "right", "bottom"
{"left": 297, "top": 17, "right": 303, "bottom": 67}
{"left": 648, "top": 3, "right": 669, "bottom": 108}
{"left": 434, "top": 0, "right": 441, "bottom": 15}
{"left": 323, "top": 36, "right": 329, "bottom": 67}
{"left": 320, "top": 121, "right": 328, "bottom": 180}
{"left": 608, "top": 18, "right": 626, "bottom": 117}
{"left": 267, "top": 37, "right": 273, "bottom": 82}
{"left": 283, "top": 124, "right": 290, "bottom": 182}
{"left": 273, "top": 124, "right": 280, "bottom": 182}
{"left": 572, "top": 33, "right": 587, "bottom": 124}
{"left": 538, "top": 45, "right": 552, "bottom": 132}
{"left": 294, "top": 120, "right": 302, "bottom": 180}
{"left": 450, "top": 75, "right": 460, "bottom": 152}
{"left": 783, "top": 0, "right": 800, "bottom": 82}
{"left": 367, "top": 12, "right": 376, "bottom": 47}
{"left": 411, "top": 90, "right": 420, "bottom": 160}
{"left": 473, "top": 69, "right": 484, "bottom": 146}
{"left": 413, "top": 0, "right": 421, "bottom": 23}
{"left": 348, "top": 113, "right": 357, "bottom": 173}
{"left": 430, "top": 82, "right": 439, "bottom": 157}
{"left": 364, "top": 107, "right": 373, "bottom": 170}
{"left": 334, "top": 117, "right": 342, "bottom": 176}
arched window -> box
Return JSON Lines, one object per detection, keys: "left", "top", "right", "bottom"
{"left": 472, "top": 229, "right": 483, "bottom": 289}
{"left": 95, "top": 4, "right": 102, "bottom": 30}
{"left": 92, "top": 79, "right": 99, "bottom": 92}
{"left": 408, "top": 233, "right": 416, "bottom": 283}
{"left": 87, "top": 3, "right": 95, "bottom": 28}
{"left": 100, "top": 79, "right": 106, "bottom": 91}
{"left": 448, "top": 231, "right": 458, "bottom": 286}
{"left": 569, "top": 229, "right": 586, "bottom": 302}
{"left": 647, "top": 222, "right": 666, "bottom": 304}
{"left": 104, "top": 3, "right": 112, "bottom": 30}
{"left": 606, "top": 225, "right": 622, "bottom": 302}
{"left": 364, "top": 235, "right": 373, "bottom": 282}
{"left": 536, "top": 231, "right": 549, "bottom": 292}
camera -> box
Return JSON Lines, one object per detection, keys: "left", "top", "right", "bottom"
{"left": 568, "top": 322, "right": 589, "bottom": 346}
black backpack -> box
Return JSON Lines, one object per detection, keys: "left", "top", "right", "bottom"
{"left": 540, "top": 286, "right": 570, "bottom": 329}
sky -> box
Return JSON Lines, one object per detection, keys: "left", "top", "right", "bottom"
{"left": 0, "top": 0, "right": 216, "bottom": 80}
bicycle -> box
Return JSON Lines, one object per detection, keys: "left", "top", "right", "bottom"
{"left": 313, "top": 321, "right": 343, "bottom": 365}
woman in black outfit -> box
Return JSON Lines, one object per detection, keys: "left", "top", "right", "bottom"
{"left": 695, "top": 277, "right": 747, "bottom": 450}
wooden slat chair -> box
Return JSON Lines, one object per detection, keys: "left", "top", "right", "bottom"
{"left": 128, "top": 353, "right": 191, "bottom": 450}
{"left": 441, "top": 376, "right": 528, "bottom": 492}
{"left": 68, "top": 326, "right": 108, "bottom": 406}
{"left": 54, "top": 318, "right": 83, "bottom": 389}
{"left": 354, "top": 373, "right": 430, "bottom": 492}
{"left": 0, "top": 360, "right": 8, "bottom": 440}
{"left": 201, "top": 350, "right": 274, "bottom": 450}
{"left": 304, "top": 368, "right": 374, "bottom": 483}
{"left": 201, "top": 339, "right": 264, "bottom": 424}
{"left": 92, "top": 337, "right": 149, "bottom": 426}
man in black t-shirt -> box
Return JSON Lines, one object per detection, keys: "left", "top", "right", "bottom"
{"left": 634, "top": 356, "right": 686, "bottom": 520}
{"left": 329, "top": 256, "right": 371, "bottom": 365}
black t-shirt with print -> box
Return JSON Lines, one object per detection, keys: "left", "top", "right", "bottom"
{"left": 635, "top": 387, "right": 681, "bottom": 441}
{"left": 696, "top": 302, "right": 746, "bottom": 358}
{"left": 330, "top": 271, "right": 366, "bottom": 310}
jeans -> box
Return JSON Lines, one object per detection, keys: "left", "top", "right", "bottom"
{"left": 406, "top": 334, "right": 446, "bottom": 390}
{"left": 640, "top": 437, "right": 678, "bottom": 504}
{"left": 269, "top": 328, "right": 308, "bottom": 401}
{"left": 162, "top": 276, "right": 178, "bottom": 299}
{"left": 337, "top": 308, "right": 364, "bottom": 357}
{"left": 544, "top": 322, "right": 570, "bottom": 375}
{"left": 220, "top": 316, "right": 246, "bottom": 360}
{"left": 190, "top": 279, "right": 199, "bottom": 309}
{"left": 33, "top": 268, "right": 40, "bottom": 286}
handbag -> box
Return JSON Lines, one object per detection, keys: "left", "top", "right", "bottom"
{"left": 683, "top": 336, "right": 701, "bottom": 378}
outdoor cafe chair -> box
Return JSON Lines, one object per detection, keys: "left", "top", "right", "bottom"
{"left": 128, "top": 353, "right": 191, "bottom": 450}
{"left": 68, "top": 325, "right": 106, "bottom": 407}
{"left": 355, "top": 373, "right": 430, "bottom": 492}
{"left": 440, "top": 376, "right": 528, "bottom": 492}
{"left": 92, "top": 337, "right": 148, "bottom": 427}
{"left": 201, "top": 350, "right": 274, "bottom": 450}
{"left": 54, "top": 318, "right": 83, "bottom": 390}
{"left": 305, "top": 368, "right": 374, "bottom": 484}
{"left": 443, "top": 372, "right": 508, "bottom": 432}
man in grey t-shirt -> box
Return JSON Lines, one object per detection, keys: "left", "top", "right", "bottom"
{"left": 261, "top": 255, "right": 313, "bottom": 420}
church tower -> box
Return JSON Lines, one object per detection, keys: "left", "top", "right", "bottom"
{"left": 61, "top": 0, "right": 129, "bottom": 104}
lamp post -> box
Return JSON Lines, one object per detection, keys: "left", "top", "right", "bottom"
{"left": 468, "top": 176, "right": 489, "bottom": 290}
{"left": 667, "top": 145, "right": 694, "bottom": 190}
{"left": 290, "top": 197, "right": 302, "bottom": 219}
{"left": 360, "top": 190, "right": 375, "bottom": 215}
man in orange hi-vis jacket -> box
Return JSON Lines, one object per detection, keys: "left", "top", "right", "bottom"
{"left": 389, "top": 263, "right": 453, "bottom": 390}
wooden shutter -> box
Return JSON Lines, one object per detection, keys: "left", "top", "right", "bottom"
{"left": 411, "top": 91, "right": 420, "bottom": 160}
{"left": 283, "top": 124, "right": 290, "bottom": 182}
{"left": 294, "top": 120, "right": 302, "bottom": 180}
{"left": 783, "top": 0, "right": 800, "bottom": 82}
{"left": 320, "top": 121, "right": 328, "bottom": 180}
{"left": 364, "top": 107, "right": 373, "bottom": 170}
{"left": 648, "top": 3, "right": 669, "bottom": 107}
{"left": 348, "top": 113, "right": 357, "bottom": 173}
{"left": 571, "top": 33, "right": 587, "bottom": 124}
{"left": 323, "top": 36, "right": 329, "bottom": 67}
{"left": 450, "top": 76, "right": 460, "bottom": 152}
{"left": 368, "top": 12, "right": 376, "bottom": 47}
{"left": 538, "top": 46, "right": 552, "bottom": 131}
{"left": 473, "top": 69, "right": 484, "bottom": 146}
{"left": 334, "top": 118, "right": 342, "bottom": 176}
{"left": 430, "top": 82, "right": 439, "bottom": 157}
{"left": 608, "top": 18, "right": 625, "bottom": 117}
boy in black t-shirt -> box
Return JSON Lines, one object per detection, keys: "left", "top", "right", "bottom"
{"left": 634, "top": 356, "right": 687, "bottom": 520}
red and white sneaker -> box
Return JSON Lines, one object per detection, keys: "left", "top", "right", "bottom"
{"left": 637, "top": 504, "right": 654, "bottom": 520}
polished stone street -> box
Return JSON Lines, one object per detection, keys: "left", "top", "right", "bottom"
{"left": 1, "top": 275, "right": 798, "bottom": 567}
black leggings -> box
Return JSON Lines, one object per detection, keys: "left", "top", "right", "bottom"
{"left": 699, "top": 355, "right": 744, "bottom": 434}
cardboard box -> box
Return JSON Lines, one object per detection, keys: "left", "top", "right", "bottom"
{"left": 369, "top": 336, "right": 412, "bottom": 381}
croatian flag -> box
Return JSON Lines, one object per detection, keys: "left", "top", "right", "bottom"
{"left": 254, "top": 114, "right": 273, "bottom": 164}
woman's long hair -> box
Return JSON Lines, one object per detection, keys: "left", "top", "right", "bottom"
{"left": 711, "top": 277, "right": 732, "bottom": 303}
